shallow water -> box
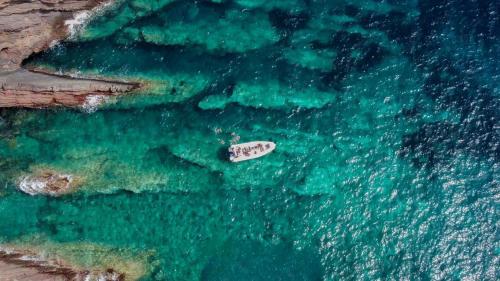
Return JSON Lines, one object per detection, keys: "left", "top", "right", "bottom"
{"left": 1, "top": 0, "right": 499, "bottom": 280}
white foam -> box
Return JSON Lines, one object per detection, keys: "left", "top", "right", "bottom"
{"left": 86, "top": 271, "right": 121, "bottom": 281}
{"left": 48, "top": 40, "right": 60, "bottom": 48}
{"left": 0, "top": 246, "right": 15, "bottom": 254}
{"left": 64, "top": 1, "right": 113, "bottom": 38}
{"left": 82, "top": 95, "right": 109, "bottom": 113}
{"left": 18, "top": 254, "right": 43, "bottom": 262}
{"left": 18, "top": 176, "right": 48, "bottom": 195}
{"left": 65, "top": 10, "right": 91, "bottom": 38}
{"left": 18, "top": 174, "right": 73, "bottom": 195}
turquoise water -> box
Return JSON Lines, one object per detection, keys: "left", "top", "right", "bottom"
{"left": 1, "top": 0, "right": 499, "bottom": 280}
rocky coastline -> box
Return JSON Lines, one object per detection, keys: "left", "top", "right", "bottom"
{"left": 0, "top": 0, "right": 139, "bottom": 108}
{"left": 0, "top": 1, "right": 144, "bottom": 279}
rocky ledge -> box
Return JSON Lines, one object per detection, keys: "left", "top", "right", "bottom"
{"left": 0, "top": 69, "right": 138, "bottom": 109}
{"left": 0, "top": 0, "right": 139, "bottom": 108}
{"left": 0, "top": 249, "right": 125, "bottom": 281}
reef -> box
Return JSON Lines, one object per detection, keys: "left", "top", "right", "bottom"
{"left": 119, "top": 3, "right": 279, "bottom": 53}
{"left": 0, "top": 0, "right": 138, "bottom": 108}
{"left": 199, "top": 81, "right": 338, "bottom": 110}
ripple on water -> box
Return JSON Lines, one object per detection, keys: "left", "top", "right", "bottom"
{"left": 1, "top": 0, "right": 498, "bottom": 280}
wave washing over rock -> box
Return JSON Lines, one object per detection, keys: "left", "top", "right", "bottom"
{"left": 65, "top": 1, "right": 114, "bottom": 39}
{"left": 18, "top": 170, "right": 76, "bottom": 196}
{"left": 0, "top": 0, "right": 498, "bottom": 280}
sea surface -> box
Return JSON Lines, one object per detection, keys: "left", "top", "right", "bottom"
{"left": 1, "top": 0, "right": 499, "bottom": 280}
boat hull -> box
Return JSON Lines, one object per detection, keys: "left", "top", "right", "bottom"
{"left": 229, "top": 141, "right": 276, "bottom": 162}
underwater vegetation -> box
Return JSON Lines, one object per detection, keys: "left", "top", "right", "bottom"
{"left": 1, "top": 0, "right": 499, "bottom": 280}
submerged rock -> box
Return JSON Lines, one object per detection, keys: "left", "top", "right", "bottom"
{"left": 79, "top": 0, "right": 178, "bottom": 40}
{"left": 18, "top": 170, "right": 78, "bottom": 196}
{"left": 199, "top": 81, "right": 338, "bottom": 110}
{"left": 121, "top": 4, "right": 279, "bottom": 53}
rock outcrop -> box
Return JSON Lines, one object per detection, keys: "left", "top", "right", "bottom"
{"left": 0, "top": 0, "right": 139, "bottom": 108}
{"left": 17, "top": 169, "right": 79, "bottom": 196}
{"left": 0, "top": 249, "right": 125, "bottom": 281}
{"left": 0, "top": 69, "right": 138, "bottom": 108}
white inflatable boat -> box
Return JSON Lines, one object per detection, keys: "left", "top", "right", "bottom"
{"left": 228, "top": 141, "right": 276, "bottom": 162}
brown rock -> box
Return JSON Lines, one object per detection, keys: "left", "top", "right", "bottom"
{"left": 0, "top": 0, "right": 106, "bottom": 71}
{"left": 0, "top": 0, "right": 140, "bottom": 108}
{"left": 0, "top": 249, "right": 126, "bottom": 281}
{"left": 17, "top": 168, "right": 82, "bottom": 196}
{"left": 0, "top": 260, "right": 68, "bottom": 281}
{"left": 0, "top": 69, "right": 139, "bottom": 108}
